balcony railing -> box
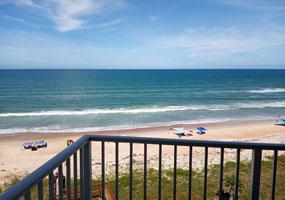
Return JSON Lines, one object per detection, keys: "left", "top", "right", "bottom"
{"left": 1, "top": 135, "right": 285, "bottom": 200}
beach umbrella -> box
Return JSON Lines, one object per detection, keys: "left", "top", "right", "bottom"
{"left": 172, "top": 128, "right": 187, "bottom": 133}
{"left": 196, "top": 127, "right": 207, "bottom": 131}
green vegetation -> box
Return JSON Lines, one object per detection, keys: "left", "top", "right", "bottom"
{"left": 0, "top": 172, "right": 25, "bottom": 194}
{"left": 1, "top": 156, "right": 285, "bottom": 199}
{"left": 97, "top": 156, "right": 285, "bottom": 200}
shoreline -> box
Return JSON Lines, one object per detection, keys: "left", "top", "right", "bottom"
{"left": 0, "top": 118, "right": 280, "bottom": 140}
{"left": 0, "top": 119, "right": 285, "bottom": 179}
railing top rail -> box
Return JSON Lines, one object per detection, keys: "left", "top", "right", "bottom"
{"left": 0, "top": 135, "right": 89, "bottom": 200}
{"left": 89, "top": 135, "right": 285, "bottom": 150}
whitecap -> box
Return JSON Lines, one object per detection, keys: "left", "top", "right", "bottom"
{"left": 0, "top": 101, "right": 285, "bottom": 117}
{"left": 247, "top": 88, "right": 285, "bottom": 93}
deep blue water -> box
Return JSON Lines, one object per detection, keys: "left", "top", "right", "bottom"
{"left": 0, "top": 69, "right": 285, "bottom": 134}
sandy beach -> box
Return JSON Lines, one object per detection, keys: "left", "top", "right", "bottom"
{"left": 0, "top": 119, "right": 285, "bottom": 180}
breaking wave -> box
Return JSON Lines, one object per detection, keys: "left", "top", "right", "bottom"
{"left": 247, "top": 88, "right": 285, "bottom": 93}
{"left": 0, "top": 101, "right": 285, "bottom": 117}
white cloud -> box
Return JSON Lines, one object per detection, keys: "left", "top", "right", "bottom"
{"left": 3, "top": 0, "right": 126, "bottom": 32}
{"left": 1, "top": 15, "right": 25, "bottom": 23}
{"left": 3, "top": 0, "right": 40, "bottom": 8}
{"left": 95, "top": 17, "right": 125, "bottom": 28}
{"left": 217, "top": 0, "right": 285, "bottom": 12}
{"left": 152, "top": 26, "right": 285, "bottom": 60}
{"left": 43, "top": 0, "right": 105, "bottom": 32}
{"left": 1, "top": 14, "right": 39, "bottom": 28}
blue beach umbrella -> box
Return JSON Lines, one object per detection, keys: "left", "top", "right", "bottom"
{"left": 196, "top": 127, "right": 207, "bottom": 131}
{"left": 196, "top": 127, "right": 207, "bottom": 135}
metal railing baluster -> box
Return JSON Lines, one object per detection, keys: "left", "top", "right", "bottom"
{"left": 80, "top": 148, "right": 84, "bottom": 200}
{"left": 115, "top": 142, "right": 119, "bottom": 200}
{"left": 173, "top": 145, "right": 177, "bottom": 200}
{"left": 250, "top": 149, "right": 262, "bottom": 200}
{"left": 144, "top": 143, "right": 148, "bottom": 200}
{"left": 189, "top": 146, "right": 193, "bottom": 200}
{"left": 66, "top": 158, "right": 71, "bottom": 200}
{"left": 219, "top": 148, "right": 224, "bottom": 200}
{"left": 37, "top": 179, "right": 44, "bottom": 200}
{"left": 130, "top": 142, "right": 133, "bottom": 200}
{"left": 58, "top": 164, "right": 63, "bottom": 200}
{"left": 83, "top": 142, "right": 92, "bottom": 199}
{"left": 158, "top": 144, "right": 162, "bottom": 200}
{"left": 24, "top": 190, "right": 31, "bottom": 200}
{"left": 203, "top": 147, "right": 208, "bottom": 200}
{"left": 73, "top": 152, "right": 78, "bottom": 200}
{"left": 102, "top": 141, "right": 105, "bottom": 200}
{"left": 49, "top": 171, "right": 54, "bottom": 200}
{"left": 271, "top": 150, "right": 278, "bottom": 200}
{"left": 234, "top": 148, "right": 241, "bottom": 200}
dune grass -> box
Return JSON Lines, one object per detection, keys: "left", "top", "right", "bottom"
{"left": 98, "top": 155, "right": 285, "bottom": 200}
{"left": 1, "top": 156, "right": 285, "bottom": 199}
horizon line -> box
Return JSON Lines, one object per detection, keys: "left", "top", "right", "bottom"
{"left": 0, "top": 68, "right": 285, "bottom": 70}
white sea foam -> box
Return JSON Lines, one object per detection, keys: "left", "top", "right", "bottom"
{"left": 247, "top": 88, "right": 285, "bottom": 93}
{"left": 0, "top": 106, "right": 193, "bottom": 117}
{"left": 0, "top": 116, "right": 275, "bottom": 135}
{"left": 0, "top": 101, "right": 285, "bottom": 117}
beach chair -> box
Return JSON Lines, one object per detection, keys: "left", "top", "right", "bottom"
{"left": 171, "top": 128, "right": 188, "bottom": 137}
{"left": 35, "top": 140, "right": 47, "bottom": 148}
{"left": 22, "top": 142, "right": 33, "bottom": 150}
{"left": 27, "top": 141, "right": 47, "bottom": 151}
{"left": 22, "top": 141, "right": 47, "bottom": 151}
{"left": 175, "top": 132, "right": 186, "bottom": 138}
{"left": 276, "top": 119, "right": 285, "bottom": 126}
{"left": 30, "top": 141, "right": 47, "bottom": 151}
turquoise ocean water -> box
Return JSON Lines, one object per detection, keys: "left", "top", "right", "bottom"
{"left": 0, "top": 69, "right": 284, "bottom": 134}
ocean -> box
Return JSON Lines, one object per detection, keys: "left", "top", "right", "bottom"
{"left": 0, "top": 69, "right": 284, "bottom": 134}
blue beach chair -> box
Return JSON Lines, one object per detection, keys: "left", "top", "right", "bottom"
{"left": 22, "top": 142, "right": 33, "bottom": 150}
{"left": 31, "top": 140, "right": 47, "bottom": 151}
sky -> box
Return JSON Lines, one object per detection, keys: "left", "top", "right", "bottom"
{"left": 0, "top": 0, "right": 285, "bottom": 69}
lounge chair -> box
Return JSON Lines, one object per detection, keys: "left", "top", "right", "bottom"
{"left": 276, "top": 119, "right": 285, "bottom": 126}
{"left": 175, "top": 132, "right": 186, "bottom": 138}
{"left": 22, "top": 142, "right": 33, "bottom": 150}
{"left": 171, "top": 128, "right": 188, "bottom": 137}
{"left": 34, "top": 140, "right": 47, "bottom": 148}
{"left": 31, "top": 141, "right": 47, "bottom": 151}
{"left": 23, "top": 141, "right": 47, "bottom": 151}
